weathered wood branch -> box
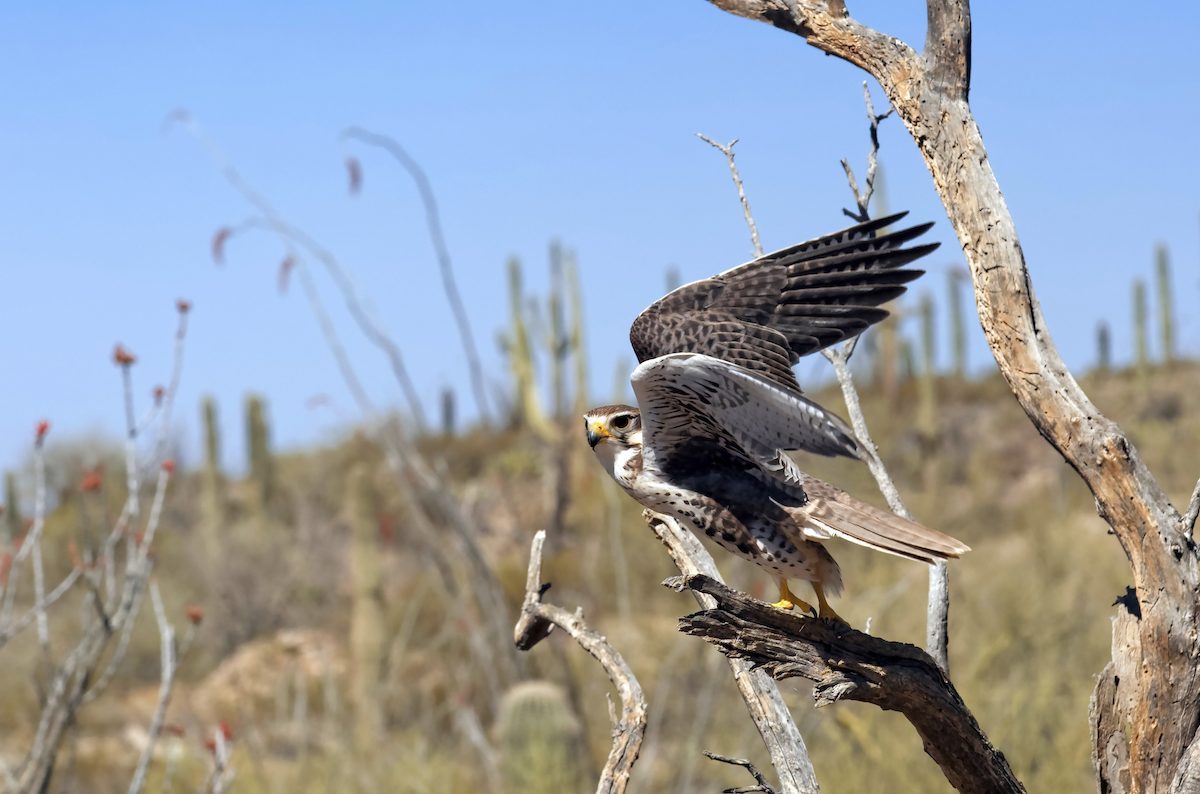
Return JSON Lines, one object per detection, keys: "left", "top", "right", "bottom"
{"left": 705, "top": 750, "right": 778, "bottom": 794}
{"left": 645, "top": 511, "right": 820, "bottom": 794}
{"left": 514, "top": 530, "right": 647, "bottom": 794}
{"left": 670, "top": 573, "right": 1024, "bottom": 794}
{"left": 696, "top": 133, "right": 763, "bottom": 257}
{"left": 704, "top": 1, "right": 1199, "bottom": 790}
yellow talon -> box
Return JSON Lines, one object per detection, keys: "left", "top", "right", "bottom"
{"left": 813, "top": 581, "right": 847, "bottom": 624}
{"left": 771, "top": 579, "right": 816, "bottom": 616}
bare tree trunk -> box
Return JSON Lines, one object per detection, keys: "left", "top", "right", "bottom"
{"left": 704, "top": 2, "right": 1200, "bottom": 791}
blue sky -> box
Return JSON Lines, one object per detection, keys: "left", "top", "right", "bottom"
{"left": 2, "top": 2, "right": 1198, "bottom": 473}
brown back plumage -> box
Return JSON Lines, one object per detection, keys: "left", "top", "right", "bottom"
{"left": 629, "top": 212, "right": 937, "bottom": 395}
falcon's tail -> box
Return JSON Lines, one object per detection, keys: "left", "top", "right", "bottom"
{"left": 797, "top": 487, "right": 970, "bottom": 564}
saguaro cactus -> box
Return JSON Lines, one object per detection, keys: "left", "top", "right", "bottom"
{"left": 245, "top": 394, "right": 274, "bottom": 511}
{"left": 440, "top": 388, "right": 456, "bottom": 437}
{"left": 1155, "top": 244, "right": 1176, "bottom": 367}
{"left": 947, "top": 267, "right": 968, "bottom": 378}
{"left": 1096, "top": 322, "right": 1112, "bottom": 374}
{"left": 547, "top": 241, "right": 569, "bottom": 422}
{"left": 1133, "top": 279, "right": 1149, "bottom": 387}
{"left": 917, "top": 293, "right": 937, "bottom": 444}
{"left": 496, "top": 681, "right": 585, "bottom": 794}
{"left": 875, "top": 314, "right": 901, "bottom": 398}
{"left": 502, "top": 257, "right": 545, "bottom": 431}
{"left": 347, "top": 463, "right": 384, "bottom": 749}
{"left": 199, "top": 397, "right": 228, "bottom": 556}
{"left": 564, "top": 249, "right": 588, "bottom": 420}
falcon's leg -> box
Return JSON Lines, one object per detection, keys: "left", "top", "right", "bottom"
{"left": 771, "top": 578, "right": 816, "bottom": 615}
{"left": 812, "top": 581, "right": 847, "bottom": 624}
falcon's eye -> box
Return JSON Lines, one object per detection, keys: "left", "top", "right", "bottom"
{"left": 611, "top": 414, "right": 631, "bottom": 431}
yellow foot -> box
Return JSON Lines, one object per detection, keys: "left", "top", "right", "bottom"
{"left": 772, "top": 580, "right": 816, "bottom": 616}
{"left": 813, "top": 581, "right": 848, "bottom": 625}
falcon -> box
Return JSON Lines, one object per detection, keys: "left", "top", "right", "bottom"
{"left": 584, "top": 213, "right": 969, "bottom": 620}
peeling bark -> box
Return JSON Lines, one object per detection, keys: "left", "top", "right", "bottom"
{"left": 670, "top": 573, "right": 1024, "bottom": 794}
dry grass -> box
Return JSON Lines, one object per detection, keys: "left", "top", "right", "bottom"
{"left": 2, "top": 363, "right": 1198, "bottom": 792}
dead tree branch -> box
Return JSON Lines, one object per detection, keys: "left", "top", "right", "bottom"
{"left": 645, "top": 511, "right": 820, "bottom": 794}
{"left": 697, "top": 134, "right": 763, "bottom": 257}
{"left": 341, "top": 126, "right": 493, "bottom": 423}
{"left": 514, "top": 530, "right": 647, "bottom": 794}
{"left": 671, "top": 573, "right": 1024, "bottom": 794}
{"left": 704, "top": 1, "right": 1194, "bottom": 790}
{"left": 840, "top": 81, "right": 892, "bottom": 223}
{"left": 1182, "top": 477, "right": 1200, "bottom": 534}
{"left": 705, "top": 751, "right": 778, "bottom": 794}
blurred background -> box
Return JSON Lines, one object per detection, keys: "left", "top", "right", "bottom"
{"left": 1, "top": 2, "right": 1198, "bottom": 792}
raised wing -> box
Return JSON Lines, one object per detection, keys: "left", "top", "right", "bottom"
{"left": 629, "top": 213, "right": 936, "bottom": 394}
{"left": 632, "top": 353, "right": 862, "bottom": 484}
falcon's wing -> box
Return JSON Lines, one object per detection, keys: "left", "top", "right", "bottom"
{"left": 629, "top": 212, "right": 936, "bottom": 394}
{"left": 632, "top": 353, "right": 860, "bottom": 483}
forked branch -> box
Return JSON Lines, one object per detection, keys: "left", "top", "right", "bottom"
{"left": 697, "top": 134, "right": 763, "bottom": 257}
{"left": 514, "top": 530, "right": 647, "bottom": 794}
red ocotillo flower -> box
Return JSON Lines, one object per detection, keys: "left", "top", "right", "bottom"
{"left": 80, "top": 468, "right": 103, "bottom": 492}
{"left": 113, "top": 344, "right": 136, "bottom": 366}
{"left": 211, "top": 227, "right": 232, "bottom": 265}
{"left": 35, "top": 420, "right": 50, "bottom": 445}
{"left": 277, "top": 256, "right": 295, "bottom": 294}
{"left": 176, "top": 298, "right": 192, "bottom": 314}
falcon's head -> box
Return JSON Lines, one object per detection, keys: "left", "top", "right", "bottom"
{"left": 583, "top": 404, "right": 643, "bottom": 487}
{"left": 582, "top": 404, "right": 642, "bottom": 449}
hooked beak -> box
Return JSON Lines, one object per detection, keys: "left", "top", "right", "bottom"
{"left": 586, "top": 420, "right": 609, "bottom": 448}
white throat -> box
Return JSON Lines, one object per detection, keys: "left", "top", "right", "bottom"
{"left": 591, "top": 440, "right": 642, "bottom": 490}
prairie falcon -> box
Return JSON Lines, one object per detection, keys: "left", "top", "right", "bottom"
{"left": 584, "top": 213, "right": 969, "bottom": 619}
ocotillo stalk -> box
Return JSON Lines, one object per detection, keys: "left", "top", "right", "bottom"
{"left": 1133, "top": 279, "right": 1149, "bottom": 389}
{"left": 1155, "top": 244, "right": 1176, "bottom": 367}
